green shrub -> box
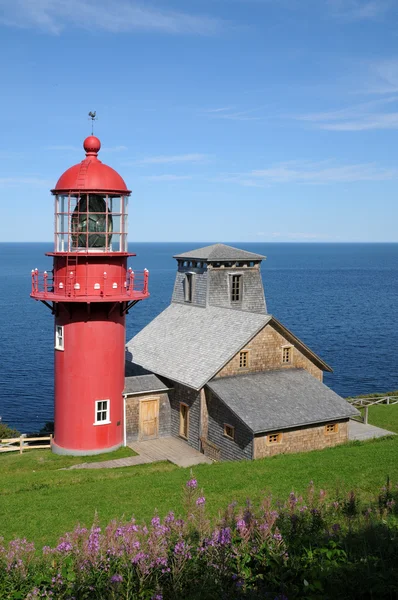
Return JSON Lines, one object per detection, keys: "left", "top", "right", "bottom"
{"left": 0, "top": 423, "right": 20, "bottom": 439}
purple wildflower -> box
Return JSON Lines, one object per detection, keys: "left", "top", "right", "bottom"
{"left": 151, "top": 516, "right": 161, "bottom": 527}
{"left": 196, "top": 496, "right": 206, "bottom": 506}
{"left": 110, "top": 574, "right": 123, "bottom": 583}
{"left": 236, "top": 519, "right": 246, "bottom": 531}
{"left": 186, "top": 478, "right": 197, "bottom": 489}
{"left": 56, "top": 541, "right": 72, "bottom": 553}
{"left": 164, "top": 511, "right": 175, "bottom": 523}
{"left": 217, "top": 527, "right": 232, "bottom": 545}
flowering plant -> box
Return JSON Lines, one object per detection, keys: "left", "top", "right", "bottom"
{"left": 0, "top": 479, "right": 397, "bottom": 599}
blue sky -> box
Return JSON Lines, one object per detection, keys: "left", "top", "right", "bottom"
{"left": 1, "top": 0, "right": 398, "bottom": 242}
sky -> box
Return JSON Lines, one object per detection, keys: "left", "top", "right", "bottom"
{"left": 1, "top": 0, "right": 398, "bottom": 242}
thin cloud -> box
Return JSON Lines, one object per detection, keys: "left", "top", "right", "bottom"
{"left": 202, "top": 106, "right": 262, "bottom": 121}
{"left": 295, "top": 96, "right": 398, "bottom": 131}
{"left": 46, "top": 145, "right": 80, "bottom": 151}
{"left": 144, "top": 174, "right": 192, "bottom": 181}
{"left": 102, "top": 146, "right": 128, "bottom": 153}
{"left": 0, "top": 177, "right": 53, "bottom": 187}
{"left": 270, "top": 231, "right": 334, "bottom": 240}
{"left": 0, "top": 0, "right": 222, "bottom": 35}
{"left": 218, "top": 160, "right": 398, "bottom": 186}
{"left": 327, "top": 0, "right": 389, "bottom": 21}
{"left": 136, "top": 154, "right": 209, "bottom": 165}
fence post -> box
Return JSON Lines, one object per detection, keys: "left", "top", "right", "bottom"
{"left": 364, "top": 406, "right": 369, "bottom": 425}
{"left": 19, "top": 436, "right": 23, "bottom": 454}
{"left": 387, "top": 397, "right": 390, "bottom": 405}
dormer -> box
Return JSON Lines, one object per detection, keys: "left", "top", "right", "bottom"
{"left": 171, "top": 244, "right": 267, "bottom": 314}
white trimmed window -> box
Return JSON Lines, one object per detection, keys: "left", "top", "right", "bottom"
{"left": 95, "top": 400, "right": 110, "bottom": 425}
{"left": 55, "top": 325, "right": 64, "bottom": 351}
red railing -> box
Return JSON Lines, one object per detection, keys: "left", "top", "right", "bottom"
{"left": 31, "top": 267, "right": 149, "bottom": 300}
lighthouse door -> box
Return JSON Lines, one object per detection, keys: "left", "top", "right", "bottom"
{"left": 139, "top": 398, "right": 159, "bottom": 440}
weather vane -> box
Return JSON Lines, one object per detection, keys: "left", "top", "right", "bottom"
{"left": 88, "top": 111, "right": 97, "bottom": 135}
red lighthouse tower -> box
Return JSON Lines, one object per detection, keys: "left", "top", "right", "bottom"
{"left": 31, "top": 134, "right": 149, "bottom": 455}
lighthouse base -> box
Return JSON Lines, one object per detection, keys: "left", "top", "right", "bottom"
{"left": 51, "top": 440, "right": 123, "bottom": 456}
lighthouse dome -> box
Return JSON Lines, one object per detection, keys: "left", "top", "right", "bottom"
{"left": 52, "top": 136, "right": 129, "bottom": 194}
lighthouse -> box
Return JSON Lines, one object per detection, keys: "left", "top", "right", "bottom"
{"left": 30, "top": 134, "right": 149, "bottom": 455}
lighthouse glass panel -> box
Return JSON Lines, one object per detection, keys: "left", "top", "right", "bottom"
{"left": 55, "top": 194, "right": 129, "bottom": 252}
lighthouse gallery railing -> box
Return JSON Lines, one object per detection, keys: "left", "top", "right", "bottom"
{"left": 31, "top": 268, "right": 149, "bottom": 299}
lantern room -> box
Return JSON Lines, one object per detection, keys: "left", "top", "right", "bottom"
{"left": 52, "top": 135, "right": 130, "bottom": 253}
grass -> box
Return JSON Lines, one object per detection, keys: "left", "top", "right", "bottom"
{"left": 360, "top": 404, "right": 398, "bottom": 433}
{"left": 1, "top": 425, "right": 398, "bottom": 548}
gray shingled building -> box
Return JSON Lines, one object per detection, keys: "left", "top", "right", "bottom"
{"left": 124, "top": 244, "right": 358, "bottom": 461}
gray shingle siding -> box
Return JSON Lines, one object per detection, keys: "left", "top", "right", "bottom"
{"left": 208, "top": 268, "right": 267, "bottom": 314}
{"left": 125, "top": 392, "right": 171, "bottom": 442}
{"left": 206, "top": 391, "right": 253, "bottom": 461}
{"left": 170, "top": 383, "right": 201, "bottom": 451}
{"left": 172, "top": 267, "right": 208, "bottom": 307}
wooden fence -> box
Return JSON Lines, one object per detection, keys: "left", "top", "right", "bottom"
{"left": 347, "top": 395, "right": 398, "bottom": 424}
{"left": 0, "top": 435, "right": 52, "bottom": 454}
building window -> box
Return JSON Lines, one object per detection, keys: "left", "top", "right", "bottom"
{"left": 55, "top": 325, "right": 64, "bottom": 351}
{"left": 282, "top": 345, "right": 293, "bottom": 364}
{"left": 179, "top": 403, "right": 189, "bottom": 439}
{"left": 239, "top": 350, "right": 249, "bottom": 368}
{"left": 231, "top": 274, "right": 242, "bottom": 302}
{"left": 95, "top": 400, "right": 110, "bottom": 425}
{"left": 267, "top": 432, "right": 282, "bottom": 444}
{"left": 224, "top": 424, "right": 235, "bottom": 440}
{"left": 184, "top": 273, "right": 193, "bottom": 302}
{"left": 325, "top": 423, "right": 339, "bottom": 435}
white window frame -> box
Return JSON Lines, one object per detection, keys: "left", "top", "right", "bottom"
{"left": 55, "top": 325, "right": 64, "bottom": 351}
{"left": 94, "top": 399, "right": 111, "bottom": 425}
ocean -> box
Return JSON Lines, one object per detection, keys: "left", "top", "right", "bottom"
{"left": 1, "top": 242, "right": 397, "bottom": 433}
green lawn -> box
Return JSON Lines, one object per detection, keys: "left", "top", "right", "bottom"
{"left": 361, "top": 404, "right": 398, "bottom": 433}
{"left": 1, "top": 424, "right": 398, "bottom": 548}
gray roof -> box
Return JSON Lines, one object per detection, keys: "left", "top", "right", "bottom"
{"left": 207, "top": 369, "right": 359, "bottom": 433}
{"left": 173, "top": 243, "right": 266, "bottom": 262}
{"left": 124, "top": 374, "right": 171, "bottom": 395}
{"left": 126, "top": 303, "right": 271, "bottom": 390}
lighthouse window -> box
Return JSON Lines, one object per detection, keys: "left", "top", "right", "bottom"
{"left": 231, "top": 275, "right": 242, "bottom": 302}
{"left": 95, "top": 400, "right": 110, "bottom": 425}
{"left": 55, "top": 326, "right": 64, "bottom": 351}
{"left": 184, "top": 273, "right": 194, "bottom": 302}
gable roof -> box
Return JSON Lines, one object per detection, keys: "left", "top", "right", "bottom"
{"left": 173, "top": 243, "right": 266, "bottom": 262}
{"left": 271, "top": 317, "right": 332, "bottom": 373}
{"left": 124, "top": 374, "right": 171, "bottom": 396}
{"left": 207, "top": 369, "right": 359, "bottom": 433}
{"left": 126, "top": 303, "right": 271, "bottom": 390}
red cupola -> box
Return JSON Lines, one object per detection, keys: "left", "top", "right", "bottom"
{"left": 54, "top": 136, "right": 129, "bottom": 194}
{"left": 30, "top": 133, "right": 149, "bottom": 456}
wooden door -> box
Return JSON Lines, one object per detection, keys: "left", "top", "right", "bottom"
{"left": 179, "top": 403, "right": 189, "bottom": 439}
{"left": 139, "top": 399, "right": 159, "bottom": 440}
